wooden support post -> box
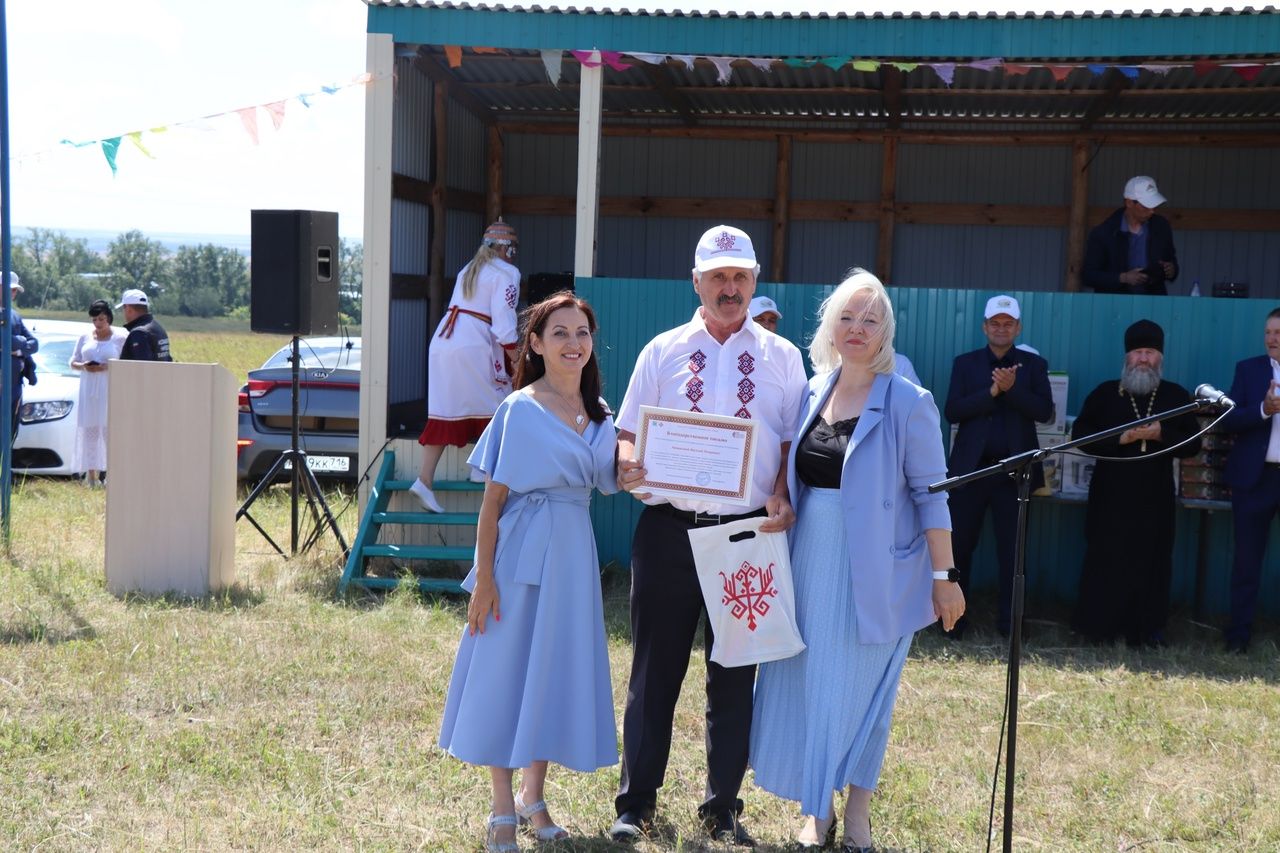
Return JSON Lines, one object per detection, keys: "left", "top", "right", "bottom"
{"left": 486, "top": 125, "right": 504, "bottom": 224}
{"left": 1065, "top": 139, "right": 1090, "bottom": 292}
{"left": 876, "top": 137, "right": 898, "bottom": 284}
{"left": 430, "top": 81, "right": 449, "bottom": 328}
{"left": 574, "top": 52, "right": 604, "bottom": 278}
{"left": 771, "top": 135, "right": 792, "bottom": 283}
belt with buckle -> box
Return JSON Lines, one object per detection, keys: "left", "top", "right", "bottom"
{"left": 652, "top": 503, "right": 768, "bottom": 527}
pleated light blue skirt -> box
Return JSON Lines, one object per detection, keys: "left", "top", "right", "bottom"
{"left": 749, "top": 487, "right": 912, "bottom": 820}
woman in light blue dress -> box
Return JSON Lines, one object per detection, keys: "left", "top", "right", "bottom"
{"left": 750, "top": 270, "right": 965, "bottom": 852}
{"left": 438, "top": 291, "right": 618, "bottom": 852}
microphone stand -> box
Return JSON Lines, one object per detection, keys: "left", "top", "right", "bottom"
{"left": 930, "top": 396, "right": 1226, "bottom": 853}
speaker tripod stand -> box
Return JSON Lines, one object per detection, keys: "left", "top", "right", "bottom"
{"left": 237, "top": 335, "right": 349, "bottom": 559}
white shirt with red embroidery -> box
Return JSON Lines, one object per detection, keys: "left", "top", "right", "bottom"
{"left": 616, "top": 309, "right": 808, "bottom": 514}
{"left": 426, "top": 256, "right": 520, "bottom": 421}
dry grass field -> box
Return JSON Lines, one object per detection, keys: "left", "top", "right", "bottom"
{"left": 3, "top": 328, "right": 1279, "bottom": 850}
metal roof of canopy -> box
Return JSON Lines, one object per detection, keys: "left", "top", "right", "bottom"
{"left": 405, "top": 45, "right": 1280, "bottom": 130}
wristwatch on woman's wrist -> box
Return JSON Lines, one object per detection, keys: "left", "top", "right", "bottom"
{"left": 932, "top": 568, "right": 960, "bottom": 582}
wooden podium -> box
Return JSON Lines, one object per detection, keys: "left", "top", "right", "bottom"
{"left": 105, "top": 361, "right": 238, "bottom": 596}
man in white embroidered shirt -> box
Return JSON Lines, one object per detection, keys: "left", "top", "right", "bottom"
{"left": 610, "top": 225, "right": 807, "bottom": 847}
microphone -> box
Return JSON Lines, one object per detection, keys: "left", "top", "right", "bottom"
{"left": 1195, "top": 383, "right": 1236, "bottom": 408}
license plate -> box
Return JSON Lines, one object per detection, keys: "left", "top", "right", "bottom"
{"left": 283, "top": 454, "right": 350, "bottom": 473}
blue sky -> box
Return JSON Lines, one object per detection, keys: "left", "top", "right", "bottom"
{"left": 7, "top": 0, "right": 368, "bottom": 238}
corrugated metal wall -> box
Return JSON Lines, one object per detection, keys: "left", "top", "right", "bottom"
{"left": 499, "top": 132, "right": 1279, "bottom": 297}
{"left": 578, "top": 278, "right": 1280, "bottom": 620}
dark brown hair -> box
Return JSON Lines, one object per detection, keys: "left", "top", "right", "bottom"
{"left": 88, "top": 299, "right": 113, "bottom": 323}
{"left": 513, "top": 291, "right": 607, "bottom": 423}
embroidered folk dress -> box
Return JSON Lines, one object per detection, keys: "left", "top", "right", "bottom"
{"left": 437, "top": 391, "right": 620, "bottom": 771}
{"left": 420, "top": 256, "right": 520, "bottom": 446}
{"left": 71, "top": 328, "right": 127, "bottom": 473}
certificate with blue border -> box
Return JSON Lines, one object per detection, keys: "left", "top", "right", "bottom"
{"left": 635, "top": 405, "right": 758, "bottom": 506}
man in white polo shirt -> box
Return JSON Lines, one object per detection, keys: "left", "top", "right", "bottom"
{"left": 610, "top": 225, "right": 807, "bottom": 847}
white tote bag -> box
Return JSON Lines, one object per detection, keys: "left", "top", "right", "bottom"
{"left": 686, "top": 517, "right": 806, "bottom": 668}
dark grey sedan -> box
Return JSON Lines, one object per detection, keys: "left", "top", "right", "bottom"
{"left": 236, "top": 336, "right": 360, "bottom": 482}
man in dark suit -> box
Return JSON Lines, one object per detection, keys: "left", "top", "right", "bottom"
{"left": 1220, "top": 307, "right": 1280, "bottom": 653}
{"left": 945, "top": 295, "right": 1053, "bottom": 637}
{"left": 1082, "top": 175, "right": 1179, "bottom": 295}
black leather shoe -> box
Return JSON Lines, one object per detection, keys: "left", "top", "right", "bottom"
{"left": 706, "top": 811, "right": 756, "bottom": 847}
{"left": 609, "top": 810, "right": 649, "bottom": 843}
{"left": 839, "top": 844, "right": 876, "bottom": 853}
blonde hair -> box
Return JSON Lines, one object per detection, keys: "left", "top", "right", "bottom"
{"left": 460, "top": 244, "right": 504, "bottom": 301}
{"left": 808, "top": 268, "right": 897, "bottom": 375}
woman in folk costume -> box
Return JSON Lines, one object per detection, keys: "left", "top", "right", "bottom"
{"left": 437, "top": 292, "right": 619, "bottom": 851}
{"left": 750, "top": 270, "right": 964, "bottom": 852}
{"left": 410, "top": 219, "right": 521, "bottom": 512}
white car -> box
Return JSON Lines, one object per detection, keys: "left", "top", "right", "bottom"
{"left": 12, "top": 319, "right": 94, "bottom": 477}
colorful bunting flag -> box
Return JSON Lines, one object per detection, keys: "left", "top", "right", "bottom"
{"left": 932, "top": 63, "right": 956, "bottom": 86}
{"left": 540, "top": 49, "right": 562, "bottom": 87}
{"left": 851, "top": 60, "right": 879, "bottom": 72}
{"left": 444, "top": 45, "right": 463, "bottom": 68}
{"left": 236, "top": 107, "right": 259, "bottom": 145}
{"left": 126, "top": 132, "right": 154, "bottom": 159}
{"left": 264, "top": 101, "right": 287, "bottom": 131}
{"left": 100, "top": 137, "right": 121, "bottom": 176}
{"left": 1231, "top": 65, "right": 1263, "bottom": 82}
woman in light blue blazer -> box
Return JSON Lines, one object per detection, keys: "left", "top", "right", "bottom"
{"left": 750, "top": 269, "right": 965, "bottom": 852}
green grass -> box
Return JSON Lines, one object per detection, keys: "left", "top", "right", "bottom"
{"left": 2, "top": 481, "right": 1279, "bottom": 851}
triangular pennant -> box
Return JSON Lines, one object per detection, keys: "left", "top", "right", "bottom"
{"left": 540, "top": 49, "right": 563, "bottom": 87}
{"left": 599, "top": 51, "right": 633, "bottom": 71}
{"left": 670, "top": 54, "right": 695, "bottom": 70}
{"left": 708, "top": 56, "right": 734, "bottom": 84}
{"left": 320, "top": 85, "right": 339, "bottom": 95}
{"left": 236, "top": 107, "right": 259, "bottom": 145}
{"left": 264, "top": 100, "right": 287, "bottom": 131}
{"left": 444, "top": 45, "right": 463, "bottom": 68}
{"left": 889, "top": 62, "right": 919, "bottom": 73}
{"left": 1086, "top": 64, "right": 1109, "bottom": 77}
{"left": 627, "top": 52, "right": 666, "bottom": 66}
{"left": 126, "top": 131, "right": 155, "bottom": 159}
{"left": 1049, "top": 65, "right": 1074, "bottom": 82}
{"left": 1140, "top": 64, "right": 1177, "bottom": 76}
{"left": 746, "top": 58, "right": 776, "bottom": 72}
{"left": 101, "top": 137, "right": 121, "bottom": 176}
{"left": 966, "top": 57, "right": 1003, "bottom": 72}
{"left": 851, "top": 60, "right": 879, "bottom": 72}
{"left": 1003, "top": 63, "right": 1032, "bottom": 76}
{"left": 931, "top": 62, "right": 956, "bottom": 86}
{"left": 1231, "top": 64, "right": 1264, "bottom": 82}
{"left": 298, "top": 93, "right": 313, "bottom": 108}
{"left": 148, "top": 126, "right": 168, "bottom": 135}
{"left": 1116, "top": 66, "right": 1140, "bottom": 80}
{"left": 571, "top": 50, "right": 602, "bottom": 68}
{"left": 473, "top": 47, "right": 502, "bottom": 54}
{"left": 816, "top": 55, "right": 851, "bottom": 70}
{"left": 1194, "top": 60, "right": 1219, "bottom": 76}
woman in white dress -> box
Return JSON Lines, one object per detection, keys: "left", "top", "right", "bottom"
{"left": 69, "top": 300, "right": 127, "bottom": 486}
{"left": 409, "top": 220, "right": 521, "bottom": 513}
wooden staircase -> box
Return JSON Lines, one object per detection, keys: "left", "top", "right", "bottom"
{"left": 339, "top": 450, "right": 480, "bottom": 594}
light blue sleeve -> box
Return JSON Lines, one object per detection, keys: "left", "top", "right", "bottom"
{"left": 902, "top": 385, "right": 952, "bottom": 531}
{"left": 594, "top": 413, "right": 620, "bottom": 495}
{"left": 466, "top": 394, "right": 518, "bottom": 484}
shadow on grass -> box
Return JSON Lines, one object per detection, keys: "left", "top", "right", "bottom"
{"left": 119, "top": 583, "right": 267, "bottom": 612}
{"left": 911, "top": 595, "right": 1280, "bottom": 684}
{"left": 1, "top": 560, "right": 98, "bottom": 645}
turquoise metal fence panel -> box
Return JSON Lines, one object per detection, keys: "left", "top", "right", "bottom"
{"left": 578, "top": 277, "right": 1280, "bottom": 619}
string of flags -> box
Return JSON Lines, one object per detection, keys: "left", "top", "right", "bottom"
{"left": 50, "top": 72, "right": 378, "bottom": 177}
{"left": 446, "top": 45, "right": 1277, "bottom": 89}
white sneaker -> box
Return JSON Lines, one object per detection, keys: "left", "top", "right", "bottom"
{"left": 408, "top": 478, "right": 445, "bottom": 513}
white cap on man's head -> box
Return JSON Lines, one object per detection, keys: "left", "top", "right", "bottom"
{"left": 5, "top": 272, "right": 21, "bottom": 293}
{"left": 693, "top": 225, "right": 758, "bottom": 274}
{"left": 984, "top": 294, "right": 1020, "bottom": 320}
{"left": 1123, "top": 176, "right": 1167, "bottom": 209}
{"left": 749, "top": 296, "right": 781, "bottom": 320}
{"left": 115, "top": 289, "right": 149, "bottom": 310}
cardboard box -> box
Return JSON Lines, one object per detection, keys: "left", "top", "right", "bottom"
{"left": 1046, "top": 372, "right": 1069, "bottom": 433}
{"left": 1060, "top": 454, "right": 1094, "bottom": 496}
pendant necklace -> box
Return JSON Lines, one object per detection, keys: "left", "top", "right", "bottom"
{"left": 546, "top": 380, "right": 586, "bottom": 428}
{"left": 1126, "top": 388, "right": 1157, "bottom": 453}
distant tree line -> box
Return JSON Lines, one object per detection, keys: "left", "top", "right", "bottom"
{"left": 9, "top": 228, "right": 363, "bottom": 324}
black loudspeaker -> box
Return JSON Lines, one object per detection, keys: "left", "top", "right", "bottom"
{"left": 250, "top": 210, "right": 339, "bottom": 335}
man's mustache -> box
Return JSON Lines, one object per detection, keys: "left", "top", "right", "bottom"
{"left": 716, "top": 294, "right": 743, "bottom": 306}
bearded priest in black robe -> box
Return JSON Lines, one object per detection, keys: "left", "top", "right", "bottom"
{"left": 1071, "top": 320, "right": 1202, "bottom": 646}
